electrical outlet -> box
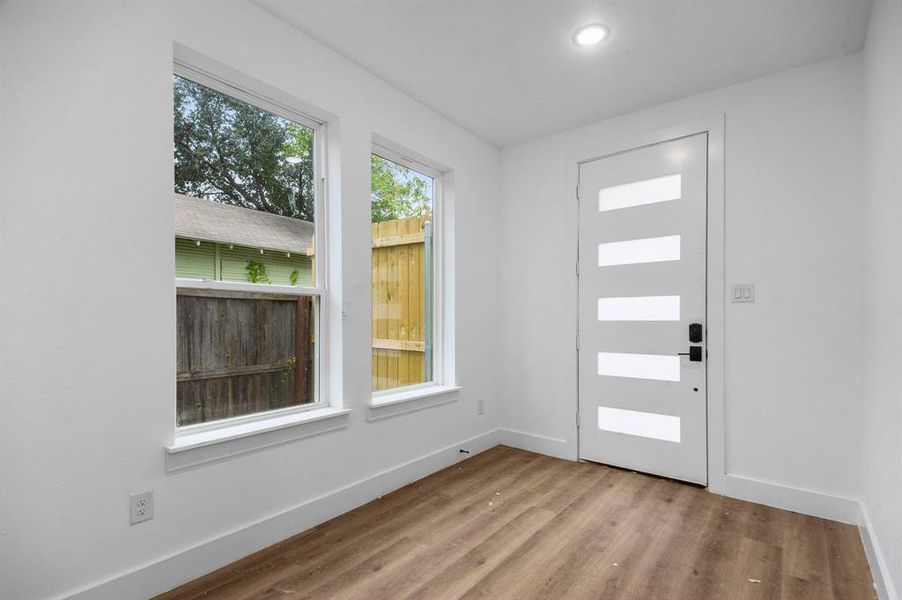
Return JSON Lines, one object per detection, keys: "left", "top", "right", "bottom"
{"left": 477, "top": 399, "right": 484, "bottom": 415}
{"left": 129, "top": 490, "right": 154, "bottom": 525}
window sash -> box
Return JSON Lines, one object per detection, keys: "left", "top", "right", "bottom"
{"left": 173, "top": 62, "right": 329, "bottom": 430}
{"left": 372, "top": 144, "right": 443, "bottom": 180}
{"left": 174, "top": 60, "right": 324, "bottom": 131}
{"left": 370, "top": 144, "right": 444, "bottom": 392}
{"left": 175, "top": 278, "right": 323, "bottom": 298}
{"left": 173, "top": 59, "right": 328, "bottom": 290}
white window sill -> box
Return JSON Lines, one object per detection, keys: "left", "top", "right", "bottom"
{"left": 370, "top": 384, "right": 461, "bottom": 408}
{"left": 367, "top": 385, "right": 461, "bottom": 420}
{"left": 165, "top": 407, "right": 351, "bottom": 471}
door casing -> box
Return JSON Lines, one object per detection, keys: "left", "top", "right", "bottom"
{"left": 570, "top": 116, "right": 726, "bottom": 493}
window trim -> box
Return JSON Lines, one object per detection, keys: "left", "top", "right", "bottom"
{"left": 174, "top": 60, "right": 324, "bottom": 131}
{"left": 370, "top": 143, "right": 450, "bottom": 403}
{"left": 369, "top": 384, "right": 461, "bottom": 409}
{"left": 172, "top": 59, "right": 332, "bottom": 437}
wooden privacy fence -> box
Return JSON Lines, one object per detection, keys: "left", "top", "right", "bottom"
{"left": 176, "top": 289, "right": 314, "bottom": 427}
{"left": 372, "top": 215, "right": 433, "bottom": 391}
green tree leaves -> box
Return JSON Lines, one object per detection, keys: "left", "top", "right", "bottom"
{"left": 371, "top": 154, "right": 432, "bottom": 223}
{"left": 173, "top": 75, "right": 432, "bottom": 227}
{"left": 173, "top": 75, "right": 315, "bottom": 222}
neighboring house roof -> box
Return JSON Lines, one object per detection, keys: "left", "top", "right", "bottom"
{"left": 174, "top": 194, "right": 315, "bottom": 255}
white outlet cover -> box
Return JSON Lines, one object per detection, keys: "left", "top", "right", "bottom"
{"left": 129, "top": 490, "right": 154, "bottom": 525}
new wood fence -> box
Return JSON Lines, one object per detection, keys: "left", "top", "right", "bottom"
{"left": 372, "top": 215, "right": 432, "bottom": 391}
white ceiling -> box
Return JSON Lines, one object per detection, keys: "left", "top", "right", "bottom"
{"left": 257, "top": 0, "right": 873, "bottom": 148}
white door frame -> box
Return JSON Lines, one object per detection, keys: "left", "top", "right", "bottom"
{"left": 571, "top": 115, "right": 726, "bottom": 493}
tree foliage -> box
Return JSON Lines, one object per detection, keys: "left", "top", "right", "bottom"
{"left": 173, "top": 75, "right": 315, "bottom": 222}
{"left": 173, "top": 75, "right": 431, "bottom": 226}
{"left": 371, "top": 155, "right": 432, "bottom": 223}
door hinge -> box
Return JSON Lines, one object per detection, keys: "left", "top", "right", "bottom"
{"left": 576, "top": 332, "right": 580, "bottom": 350}
{"left": 576, "top": 185, "right": 580, "bottom": 200}
{"left": 576, "top": 412, "right": 581, "bottom": 428}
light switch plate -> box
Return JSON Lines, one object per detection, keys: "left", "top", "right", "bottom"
{"left": 731, "top": 283, "right": 755, "bottom": 303}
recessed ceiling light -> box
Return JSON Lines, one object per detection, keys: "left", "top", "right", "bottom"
{"left": 574, "top": 24, "right": 609, "bottom": 46}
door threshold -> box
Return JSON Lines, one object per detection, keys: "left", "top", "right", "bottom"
{"left": 578, "top": 457, "right": 707, "bottom": 489}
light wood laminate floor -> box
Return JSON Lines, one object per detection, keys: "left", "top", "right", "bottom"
{"left": 156, "top": 446, "right": 875, "bottom": 599}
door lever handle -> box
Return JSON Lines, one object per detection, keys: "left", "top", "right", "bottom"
{"left": 678, "top": 347, "right": 703, "bottom": 362}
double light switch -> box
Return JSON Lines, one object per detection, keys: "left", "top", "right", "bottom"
{"left": 731, "top": 283, "right": 755, "bottom": 303}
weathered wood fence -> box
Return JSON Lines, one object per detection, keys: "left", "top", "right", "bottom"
{"left": 176, "top": 289, "right": 313, "bottom": 426}
{"left": 372, "top": 215, "right": 432, "bottom": 391}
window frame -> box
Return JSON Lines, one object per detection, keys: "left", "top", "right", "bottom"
{"left": 369, "top": 143, "right": 449, "bottom": 402}
{"left": 172, "top": 60, "right": 331, "bottom": 435}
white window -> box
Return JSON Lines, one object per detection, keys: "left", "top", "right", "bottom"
{"left": 370, "top": 145, "right": 448, "bottom": 398}
{"left": 172, "top": 62, "right": 327, "bottom": 431}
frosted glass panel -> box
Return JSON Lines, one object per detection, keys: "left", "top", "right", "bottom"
{"left": 597, "top": 295, "right": 680, "bottom": 321}
{"left": 597, "top": 352, "right": 680, "bottom": 382}
{"left": 598, "top": 174, "right": 681, "bottom": 212}
{"left": 598, "top": 235, "right": 680, "bottom": 267}
{"left": 597, "top": 406, "right": 681, "bottom": 443}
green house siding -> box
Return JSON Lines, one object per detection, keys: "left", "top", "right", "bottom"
{"left": 221, "top": 245, "right": 313, "bottom": 286}
{"left": 175, "top": 238, "right": 216, "bottom": 279}
{"left": 175, "top": 237, "right": 313, "bottom": 286}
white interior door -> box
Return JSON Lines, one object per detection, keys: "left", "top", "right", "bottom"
{"left": 577, "top": 133, "right": 708, "bottom": 485}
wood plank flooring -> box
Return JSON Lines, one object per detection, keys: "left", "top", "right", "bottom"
{"left": 155, "top": 446, "right": 876, "bottom": 600}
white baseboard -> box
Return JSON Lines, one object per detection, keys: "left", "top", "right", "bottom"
{"left": 498, "top": 428, "right": 573, "bottom": 460}
{"left": 64, "top": 428, "right": 502, "bottom": 600}
{"left": 719, "top": 475, "right": 897, "bottom": 597}
{"left": 497, "top": 432, "right": 865, "bottom": 527}
{"left": 859, "top": 501, "right": 898, "bottom": 600}
{"left": 497, "top": 432, "right": 864, "bottom": 524}
{"left": 722, "top": 473, "right": 861, "bottom": 524}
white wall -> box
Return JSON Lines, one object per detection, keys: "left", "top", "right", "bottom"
{"left": 0, "top": 2, "right": 502, "bottom": 598}
{"left": 499, "top": 56, "right": 865, "bottom": 505}
{"left": 861, "top": 1, "right": 902, "bottom": 597}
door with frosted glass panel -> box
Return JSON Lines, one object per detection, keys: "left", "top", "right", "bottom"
{"left": 578, "top": 133, "right": 708, "bottom": 485}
